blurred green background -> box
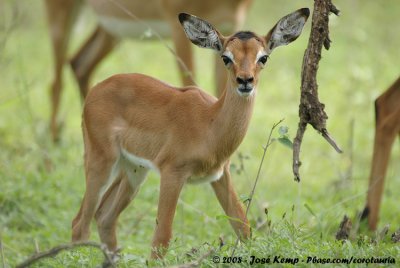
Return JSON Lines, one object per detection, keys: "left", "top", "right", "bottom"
{"left": 0, "top": 0, "right": 399, "bottom": 266}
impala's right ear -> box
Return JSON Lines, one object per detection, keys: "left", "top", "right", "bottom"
{"left": 179, "top": 13, "right": 224, "bottom": 53}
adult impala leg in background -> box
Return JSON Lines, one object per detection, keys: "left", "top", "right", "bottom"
{"left": 362, "top": 76, "right": 400, "bottom": 230}
{"left": 45, "top": 0, "right": 82, "bottom": 142}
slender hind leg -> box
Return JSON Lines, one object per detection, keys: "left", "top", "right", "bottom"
{"left": 95, "top": 164, "right": 148, "bottom": 251}
{"left": 70, "top": 26, "right": 118, "bottom": 99}
{"left": 72, "top": 154, "right": 118, "bottom": 242}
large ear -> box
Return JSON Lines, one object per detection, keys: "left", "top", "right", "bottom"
{"left": 265, "top": 8, "right": 310, "bottom": 52}
{"left": 178, "top": 13, "right": 224, "bottom": 53}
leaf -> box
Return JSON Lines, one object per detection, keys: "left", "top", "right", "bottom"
{"left": 239, "top": 194, "right": 251, "bottom": 203}
{"left": 278, "top": 136, "right": 293, "bottom": 149}
{"left": 278, "top": 125, "right": 289, "bottom": 136}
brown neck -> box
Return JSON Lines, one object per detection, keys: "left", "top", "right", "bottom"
{"left": 210, "top": 79, "right": 256, "bottom": 161}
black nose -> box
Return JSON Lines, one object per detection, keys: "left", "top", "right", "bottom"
{"left": 236, "top": 76, "right": 254, "bottom": 85}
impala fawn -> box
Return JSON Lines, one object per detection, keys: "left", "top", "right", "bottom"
{"left": 71, "top": 8, "right": 309, "bottom": 258}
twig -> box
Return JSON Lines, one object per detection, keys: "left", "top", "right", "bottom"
{"left": 321, "top": 130, "right": 342, "bottom": 153}
{"left": 335, "top": 215, "right": 352, "bottom": 241}
{"left": 33, "top": 239, "right": 40, "bottom": 254}
{"left": 16, "top": 241, "right": 116, "bottom": 268}
{"left": 231, "top": 119, "right": 284, "bottom": 256}
{"left": 351, "top": 208, "right": 364, "bottom": 240}
{"left": 343, "top": 118, "right": 354, "bottom": 181}
{"left": 292, "top": 122, "right": 306, "bottom": 182}
{"left": 292, "top": 0, "right": 342, "bottom": 182}
{"left": 178, "top": 199, "right": 217, "bottom": 224}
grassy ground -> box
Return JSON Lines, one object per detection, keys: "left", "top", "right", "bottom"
{"left": 1, "top": 0, "right": 399, "bottom": 267}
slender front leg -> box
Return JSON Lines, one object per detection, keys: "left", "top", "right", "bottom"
{"left": 151, "top": 169, "right": 186, "bottom": 259}
{"left": 211, "top": 163, "right": 250, "bottom": 240}
{"left": 45, "top": 0, "right": 81, "bottom": 142}
{"left": 72, "top": 152, "right": 117, "bottom": 242}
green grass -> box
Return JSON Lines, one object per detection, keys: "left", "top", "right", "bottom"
{"left": 1, "top": 0, "right": 400, "bottom": 267}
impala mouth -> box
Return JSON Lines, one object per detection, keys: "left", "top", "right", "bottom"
{"left": 237, "top": 84, "right": 254, "bottom": 97}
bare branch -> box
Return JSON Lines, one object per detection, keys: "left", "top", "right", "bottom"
{"left": 329, "top": 3, "right": 340, "bottom": 16}
{"left": 292, "top": 0, "right": 342, "bottom": 181}
{"left": 293, "top": 122, "right": 306, "bottom": 182}
{"left": 335, "top": 215, "right": 352, "bottom": 241}
{"left": 321, "top": 129, "right": 343, "bottom": 153}
{"left": 16, "top": 241, "right": 116, "bottom": 268}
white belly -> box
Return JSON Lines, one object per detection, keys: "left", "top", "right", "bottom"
{"left": 120, "top": 149, "right": 158, "bottom": 171}
{"left": 187, "top": 169, "right": 223, "bottom": 185}
{"left": 120, "top": 149, "right": 223, "bottom": 184}
{"left": 98, "top": 16, "right": 171, "bottom": 38}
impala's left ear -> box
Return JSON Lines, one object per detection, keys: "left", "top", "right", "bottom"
{"left": 265, "top": 8, "right": 310, "bottom": 52}
{"left": 179, "top": 13, "right": 225, "bottom": 53}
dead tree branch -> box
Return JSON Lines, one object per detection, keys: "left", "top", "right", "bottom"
{"left": 293, "top": 0, "right": 342, "bottom": 182}
{"left": 16, "top": 241, "right": 116, "bottom": 268}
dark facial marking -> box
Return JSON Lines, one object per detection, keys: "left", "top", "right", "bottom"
{"left": 232, "top": 31, "right": 258, "bottom": 41}
{"left": 226, "top": 31, "right": 264, "bottom": 48}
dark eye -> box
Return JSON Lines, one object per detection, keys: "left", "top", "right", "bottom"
{"left": 258, "top": 55, "right": 268, "bottom": 65}
{"left": 221, "top": 55, "right": 232, "bottom": 66}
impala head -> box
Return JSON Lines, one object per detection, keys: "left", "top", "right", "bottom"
{"left": 179, "top": 8, "right": 309, "bottom": 97}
